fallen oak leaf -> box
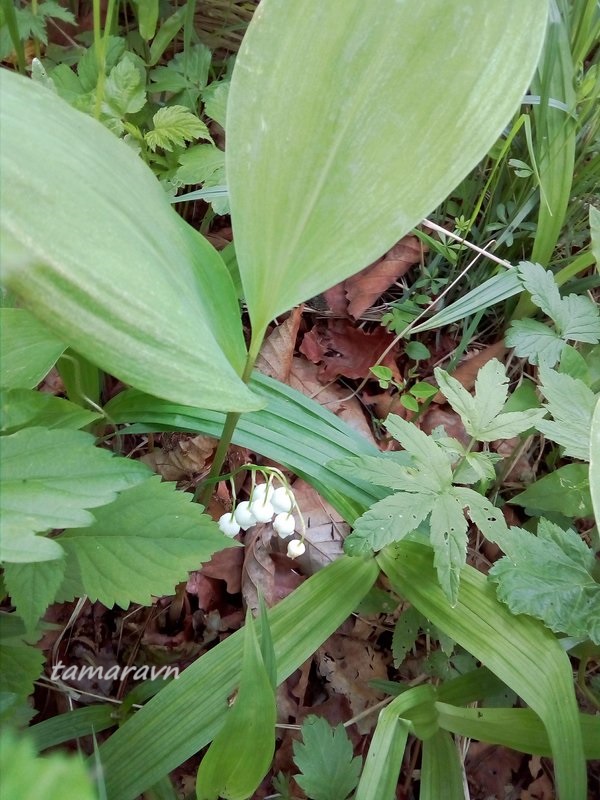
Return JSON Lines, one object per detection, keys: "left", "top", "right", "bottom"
{"left": 432, "top": 341, "right": 507, "bottom": 404}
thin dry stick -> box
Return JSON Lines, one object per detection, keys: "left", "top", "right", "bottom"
{"left": 336, "top": 228, "right": 505, "bottom": 403}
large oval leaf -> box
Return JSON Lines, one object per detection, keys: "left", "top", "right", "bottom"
{"left": 0, "top": 70, "right": 261, "bottom": 413}
{"left": 227, "top": 0, "right": 549, "bottom": 334}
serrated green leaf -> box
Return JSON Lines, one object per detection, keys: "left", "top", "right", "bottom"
{"left": 559, "top": 294, "right": 600, "bottom": 343}
{"left": 453, "top": 452, "right": 501, "bottom": 485}
{"left": 345, "top": 492, "right": 436, "bottom": 555}
{"left": 505, "top": 318, "right": 565, "bottom": 367}
{"left": 517, "top": 261, "right": 564, "bottom": 321}
{"left": 202, "top": 80, "right": 229, "bottom": 128}
{"left": 293, "top": 716, "right": 361, "bottom": 800}
{"left": 58, "top": 476, "right": 236, "bottom": 608}
{"left": 430, "top": 492, "right": 469, "bottom": 606}
{"left": 434, "top": 359, "right": 546, "bottom": 441}
{"left": 384, "top": 414, "right": 452, "bottom": 489}
{"left": 0, "top": 308, "right": 66, "bottom": 389}
{"left": 145, "top": 106, "right": 211, "bottom": 152}
{"left": 39, "top": 1, "right": 76, "bottom": 24}
{"left": 559, "top": 345, "right": 590, "bottom": 384}
{"left": 452, "top": 486, "right": 509, "bottom": 546}
{"left": 0, "top": 615, "right": 44, "bottom": 705}
{"left": 0, "top": 388, "right": 101, "bottom": 434}
{"left": 104, "top": 54, "right": 146, "bottom": 117}
{"left": 536, "top": 367, "right": 597, "bottom": 460}
{"left": 196, "top": 612, "right": 276, "bottom": 800}
{"left": 392, "top": 606, "right": 424, "bottom": 667}
{"left": 0, "top": 427, "right": 150, "bottom": 563}
{"left": 510, "top": 463, "right": 593, "bottom": 518}
{"left": 148, "top": 65, "right": 189, "bottom": 93}
{"left": 176, "top": 144, "right": 225, "bottom": 186}
{"left": 591, "top": 398, "right": 600, "bottom": 527}
{"left": 0, "top": 728, "right": 96, "bottom": 800}
{"left": 77, "top": 36, "right": 126, "bottom": 93}
{"left": 331, "top": 454, "right": 424, "bottom": 493}
{"left": 489, "top": 520, "right": 600, "bottom": 643}
{"left": 3, "top": 560, "right": 65, "bottom": 631}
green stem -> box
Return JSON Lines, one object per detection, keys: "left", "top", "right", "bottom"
{"left": 195, "top": 326, "right": 266, "bottom": 506}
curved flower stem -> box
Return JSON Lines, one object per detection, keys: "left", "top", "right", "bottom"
{"left": 196, "top": 326, "right": 266, "bottom": 507}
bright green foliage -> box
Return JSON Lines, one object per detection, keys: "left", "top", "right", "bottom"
{"left": 510, "top": 463, "right": 593, "bottom": 518}
{"left": 227, "top": 0, "right": 549, "bottom": 336}
{"left": 591, "top": 206, "right": 600, "bottom": 272}
{"left": 536, "top": 367, "right": 598, "bottom": 460}
{"left": 434, "top": 358, "right": 546, "bottom": 441}
{"left": 103, "top": 53, "right": 147, "bottom": 118}
{"left": 56, "top": 476, "right": 236, "bottom": 609}
{"left": 490, "top": 519, "right": 600, "bottom": 644}
{"left": 506, "top": 261, "right": 600, "bottom": 366}
{"left": 0, "top": 308, "right": 65, "bottom": 390}
{"left": 145, "top": 105, "right": 211, "bottom": 152}
{"left": 3, "top": 561, "right": 66, "bottom": 632}
{"left": 337, "top": 413, "right": 510, "bottom": 604}
{"left": 420, "top": 730, "right": 465, "bottom": 800}
{"left": 0, "top": 727, "right": 96, "bottom": 800}
{"left": 0, "top": 427, "right": 150, "bottom": 563}
{"left": 195, "top": 613, "right": 276, "bottom": 800}
{"left": 293, "top": 716, "right": 362, "bottom": 800}
{"left": 0, "top": 613, "right": 44, "bottom": 711}
{"left": 0, "top": 388, "right": 101, "bottom": 434}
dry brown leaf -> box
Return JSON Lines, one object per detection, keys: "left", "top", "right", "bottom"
{"left": 195, "top": 547, "right": 244, "bottom": 595}
{"left": 141, "top": 434, "right": 217, "bottom": 481}
{"left": 420, "top": 407, "right": 470, "bottom": 446}
{"left": 345, "top": 235, "right": 426, "bottom": 318}
{"left": 300, "top": 319, "right": 401, "bottom": 382}
{"left": 241, "top": 525, "right": 276, "bottom": 613}
{"left": 466, "top": 742, "right": 521, "bottom": 799}
{"left": 255, "top": 306, "right": 304, "bottom": 382}
{"left": 288, "top": 357, "right": 376, "bottom": 443}
{"left": 432, "top": 341, "right": 507, "bottom": 403}
{"left": 316, "top": 634, "right": 388, "bottom": 733}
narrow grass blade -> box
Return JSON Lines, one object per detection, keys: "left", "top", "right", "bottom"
{"left": 378, "top": 542, "right": 587, "bottom": 799}
{"left": 420, "top": 730, "right": 465, "bottom": 800}
{"left": 95, "top": 555, "right": 379, "bottom": 799}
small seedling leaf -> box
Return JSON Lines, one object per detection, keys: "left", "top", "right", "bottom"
{"left": 293, "top": 716, "right": 362, "bottom": 800}
{"left": 145, "top": 105, "right": 211, "bottom": 152}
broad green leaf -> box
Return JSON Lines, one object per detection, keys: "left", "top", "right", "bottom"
{"left": 510, "top": 463, "right": 593, "bottom": 518}
{"left": 145, "top": 105, "right": 211, "bottom": 152}
{"left": 227, "top": 0, "right": 548, "bottom": 335}
{"left": 591, "top": 398, "right": 600, "bottom": 525}
{"left": 0, "top": 427, "right": 150, "bottom": 563}
{"left": 452, "top": 487, "right": 510, "bottom": 547}
{"left": 430, "top": 491, "right": 469, "bottom": 606}
{"left": 29, "top": 705, "right": 117, "bottom": 752}
{"left": 591, "top": 206, "right": 600, "bottom": 274}
{"left": 378, "top": 542, "right": 587, "bottom": 799}
{"left": 3, "top": 560, "right": 66, "bottom": 632}
{"left": 0, "top": 388, "right": 101, "bottom": 434}
{"left": 0, "top": 308, "right": 65, "bottom": 389}
{"left": 489, "top": 521, "right": 600, "bottom": 643}
{"left": 536, "top": 367, "right": 597, "bottom": 460}
{"left": 436, "top": 703, "right": 600, "bottom": 760}
{"left": 196, "top": 613, "right": 276, "bottom": 800}
{"left": 434, "top": 359, "right": 546, "bottom": 441}
{"left": 505, "top": 318, "right": 566, "bottom": 367}
{"left": 104, "top": 53, "right": 146, "bottom": 116}
{"left": 58, "top": 476, "right": 236, "bottom": 608}
{"left": 354, "top": 709, "right": 410, "bottom": 800}
{"left": 0, "top": 70, "right": 261, "bottom": 413}
{"left": 0, "top": 728, "right": 96, "bottom": 800}
{"left": 559, "top": 345, "right": 590, "bottom": 384}
{"left": 345, "top": 492, "right": 436, "bottom": 555}
{"left": 202, "top": 80, "right": 230, "bottom": 128}
{"left": 293, "top": 716, "right": 361, "bottom": 800}
{"left": 176, "top": 144, "right": 225, "bottom": 185}
{"left": 96, "top": 556, "right": 379, "bottom": 799}
{"left": 132, "top": 0, "right": 158, "bottom": 40}
{"left": 420, "top": 730, "right": 465, "bottom": 800}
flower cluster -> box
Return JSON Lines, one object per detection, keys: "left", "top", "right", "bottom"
{"left": 218, "top": 475, "right": 306, "bottom": 559}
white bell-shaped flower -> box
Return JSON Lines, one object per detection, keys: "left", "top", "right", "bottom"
{"left": 271, "top": 486, "right": 293, "bottom": 514}
{"left": 218, "top": 512, "right": 241, "bottom": 537}
{"left": 249, "top": 498, "right": 275, "bottom": 523}
{"left": 287, "top": 539, "right": 306, "bottom": 559}
{"left": 234, "top": 501, "right": 257, "bottom": 530}
{"left": 273, "top": 512, "right": 295, "bottom": 538}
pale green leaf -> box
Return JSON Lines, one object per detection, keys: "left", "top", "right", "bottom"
{"left": 39, "top": 1, "right": 76, "bottom": 25}
{"left": 489, "top": 521, "right": 600, "bottom": 643}
{"left": 452, "top": 487, "right": 510, "bottom": 547}
{"left": 58, "top": 477, "right": 236, "bottom": 608}
{"left": 227, "top": 0, "right": 549, "bottom": 334}
{"left": 104, "top": 54, "right": 146, "bottom": 116}
{"left": 384, "top": 414, "right": 452, "bottom": 489}
{"left": 591, "top": 398, "right": 600, "bottom": 526}
{"left": 345, "top": 492, "right": 435, "bottom": 555}
{"left": 202, "top": 80, "right": 229, "bottom": 128}
{"left": 517, "top": 261, "right": 563, "bottom": 321}
{"left": 591, "top": 206, "right": 600, "bottom": 274}
{"left": 354, "top": 708, "right": 409, "bottom": 800}
{"left": 0, "top": 728, "right": 96, "bottom": 800}
{"left": 330, "top": 454, "right": 428, "bottom": 494}
{"left": 453, "top": 452, "right": 502, "bottom": 485}
{"left": 536, "top": 367, "right": 597, "bottom": 460}
{"left": 559, "top": 294, "right": 600, "bottom": 343}
{"left": 196, "top": 613, "right": 276, "bottom": 800}
{"left": 505, "top": 318, "right": 566, "bottom": 367}
{"left": 131, "top": 0, "right": 158, "bottom": 40}
{"left": 148, "top": 65, "right": 188, "bottom": 94}
{"left": 77, "top": 36, "right": 126, "bottom": 93}
{"left": 0, "top": 70, "right": 261, "bottom": 413}
{"left": 0, "top": 388, "right": 101, "bottom": 434}
{"left": 293, "top": 716, "right": 361, "bottom": 800}
{"left": 0, "top": 309, "right": 66, "bottom": 389}
{"left": 434, "top": 359, "right": 546, "bottom": 441}
{"left": 0, "top": 427, "right": 150, "bottom": 563}
{"left": 3, "top": 560, "right": 65, "bottom": 632}
{"left": 176, "top": 144, "right": 225, "bottom": 186}
{"left": 0, "top": 614, "right": 44, "bottom": 705}
{"left": 420, "top": 730, "right": 465, "bottom": 800}
{"left": 145, "top": 105, "right": 211, "bottom": 152}
{"left": 510, "top": 464, "right": 593, "bottom": 518}
{"left": 430, "top": 492, "right": 469, "bottom": 605}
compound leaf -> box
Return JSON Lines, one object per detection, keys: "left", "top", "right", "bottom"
{"left": 104, "top": 54, "right": 146, "bottom": 116}
{"left": 505, "top": 319, "right": 565, "bottom": 367}
{"left": 489, "top": 520, "right": 600, "bottom": 643}
{"left": 58, "top": 476, "right": 238, "bottom": 608}
{"left": 345, "top": 492, "right": 435, "bottom": 555}
{"left": 536, "top": 368, "right": 597, "bottom": 461}
{"left": 430, "top": 491, "right": 469, "bottom": 606}
{"left": 145, "top": 105, "right": 211, "bottom": 152}
{"left": 293, "top": 716, "right": 362, "bottom": 800}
